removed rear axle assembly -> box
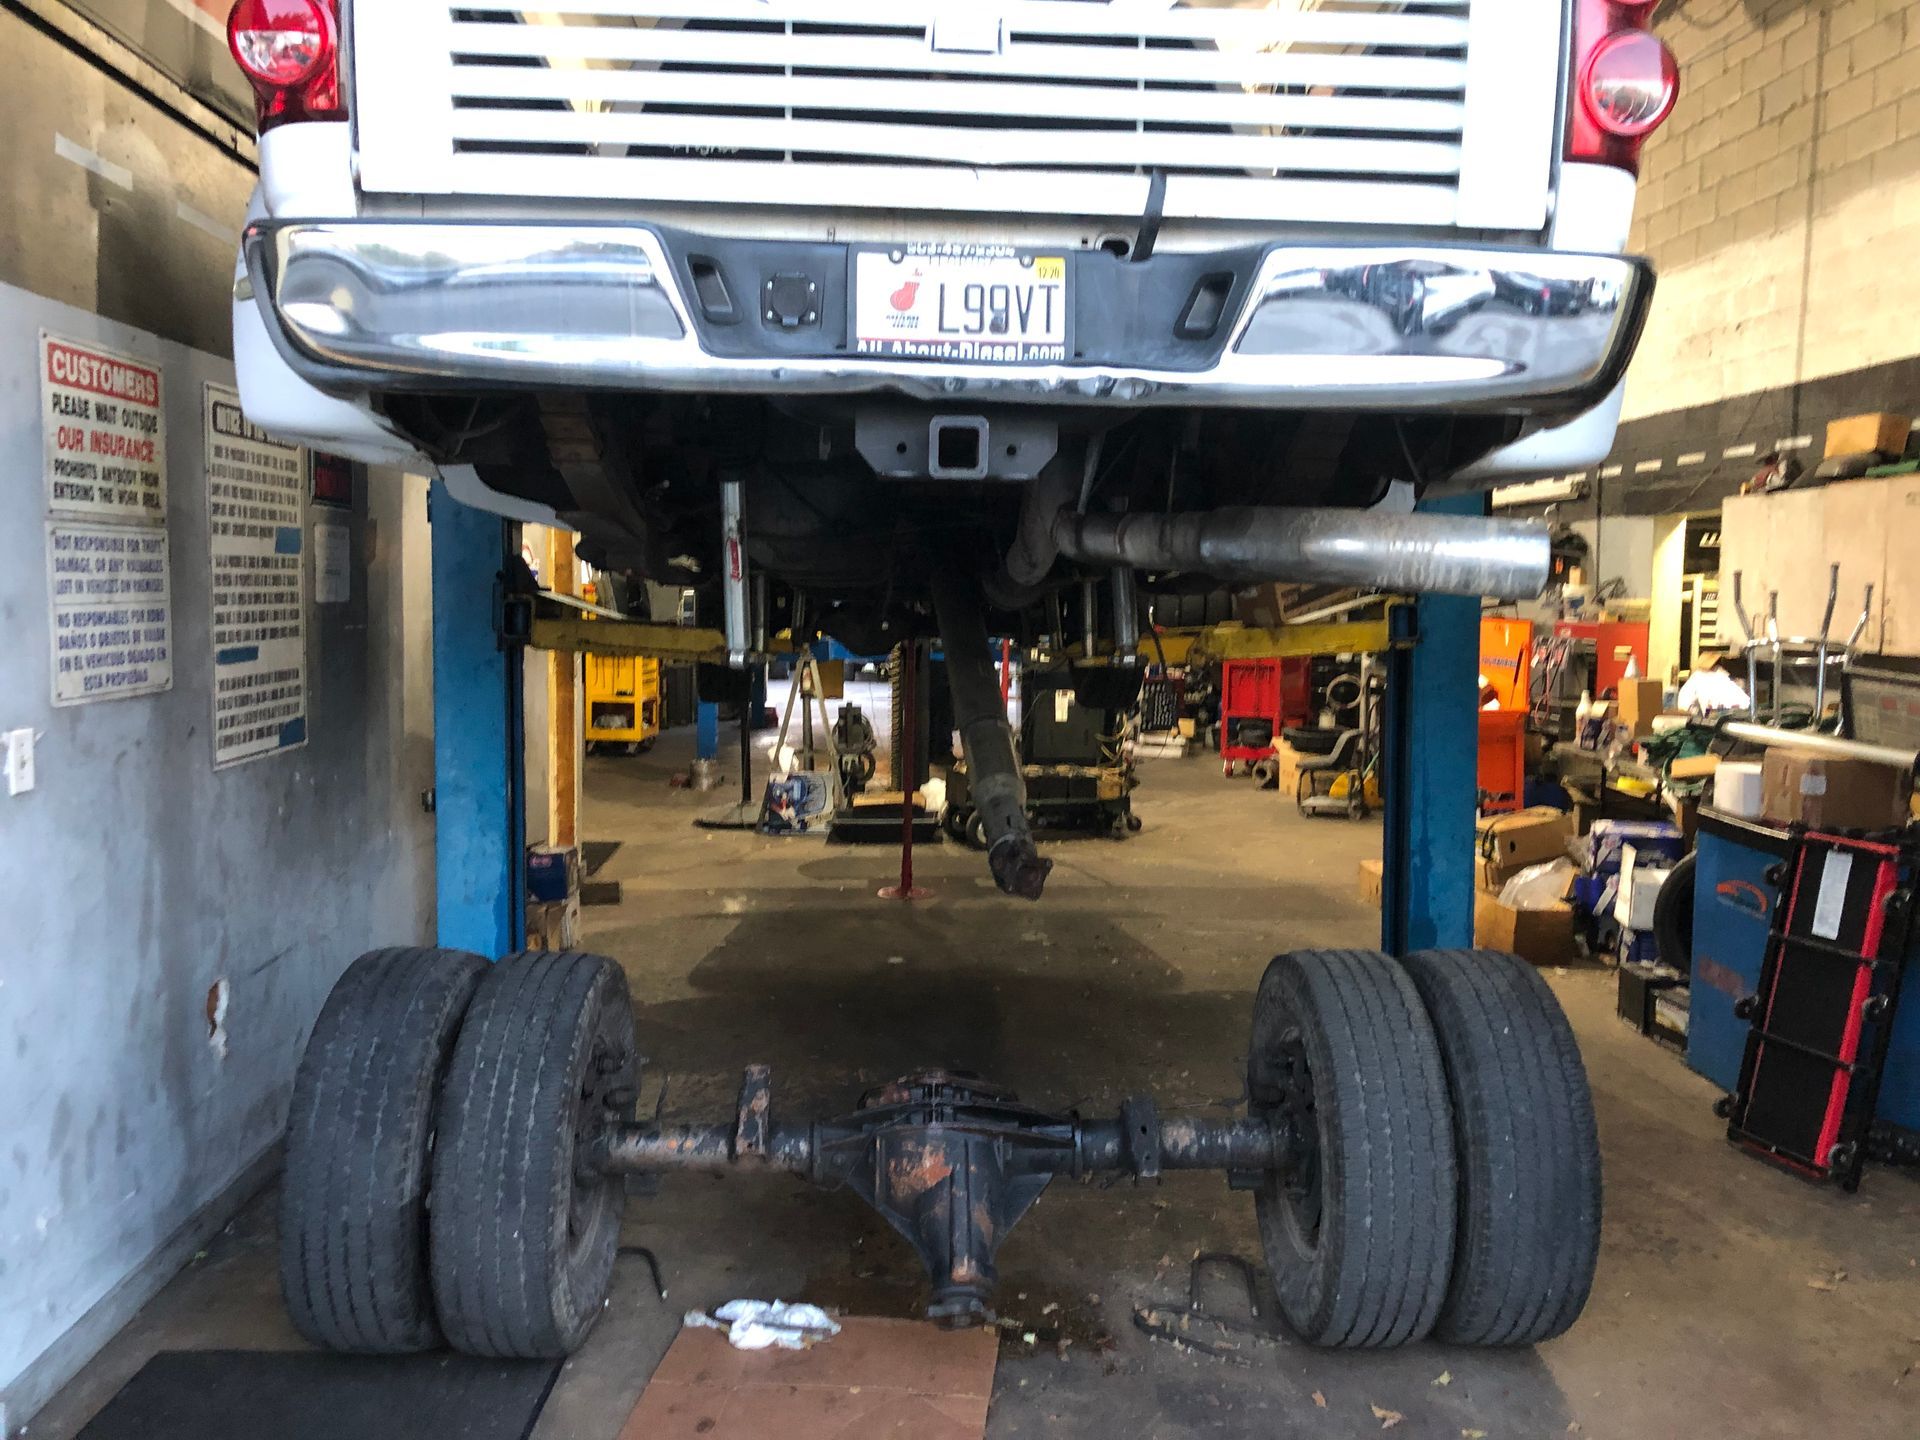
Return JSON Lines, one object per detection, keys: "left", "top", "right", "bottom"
{"left": 281, "top": 946, "right": 1602, "bottom": 1363}
{"left": 591, "top": 1066, "right": 1289, "bottom": 1325}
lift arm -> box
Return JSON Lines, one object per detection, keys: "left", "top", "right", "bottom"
{"left": 498, "top": 583, "right": 736, "bottom": 663}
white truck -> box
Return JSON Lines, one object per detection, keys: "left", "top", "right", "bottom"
{"left": 229, "top": 0, "right": 1674, "bottom": 572}
{"left": 232, "top": 0, "right": 1670, "bottom": 1367}
{"left": 230, "top": 0, "right": 1675, "bottom": 890}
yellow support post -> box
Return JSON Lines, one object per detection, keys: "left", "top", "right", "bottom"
{"left": 543, "top": 530, "right": 581, "bottom": 852}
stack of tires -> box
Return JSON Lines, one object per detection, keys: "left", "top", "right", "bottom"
{"left": 280, "top": 947, "right": 636, "bottom": 1358}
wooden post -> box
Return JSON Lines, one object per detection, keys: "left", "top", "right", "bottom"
{"left": 545, "top": 528, "right": 580, "bottom": 853}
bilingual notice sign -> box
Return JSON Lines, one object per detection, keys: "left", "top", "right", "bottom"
{"left": 46, "top": 523, "right": 175, "bottom": 705}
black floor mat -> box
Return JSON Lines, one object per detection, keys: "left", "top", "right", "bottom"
{"left": 580, "top": 840, "right": 622, "bottom": 877}
{"left": 78, "top": 1351, "right": 561, "bottom": 1440}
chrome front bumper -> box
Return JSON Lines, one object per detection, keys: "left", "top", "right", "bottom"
{"left": 242, "top": 221, "right": 1652, "bottom": 413}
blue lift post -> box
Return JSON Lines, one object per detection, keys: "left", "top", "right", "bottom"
{"left": 1380, "top": 492, "right": 1484, "bottom": 956}
{"left": 427, "top": 474, "right": 1475, "bottom": 958}
{"left": 430, "top": 479, "right": 526, "bottom": 958}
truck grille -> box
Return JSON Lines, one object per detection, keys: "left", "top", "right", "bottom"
{"left": 352, "top": 0, "right": 1562, "bottom": 231}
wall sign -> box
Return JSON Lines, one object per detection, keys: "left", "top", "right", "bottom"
{"left": 310, "top": 450, "right": 353, "bottom": 508}
{"left": 46, "top": 522, "right": 174, "bottom": 705}
{"left": 314, "top": 519, "right": 350, "bottom": 605}
{"left": 42, "top": 332, "right": 167, "bottom": 524}
{"left": 205, "top": 382, "right": 308, "bottom": 767}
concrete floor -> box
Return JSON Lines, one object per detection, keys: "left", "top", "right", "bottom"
{"left": 29, "top": 729, "right": 1920, "bottom": 1440}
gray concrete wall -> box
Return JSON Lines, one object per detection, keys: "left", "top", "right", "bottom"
{"left": 0, "top": 19, "right": 439, "bottom": 1429}
{"left": 1, "top": 10, "right": 256, "bottom": 361}
{"left": 0, "top": 282, "right": 438, "bottom": 1429}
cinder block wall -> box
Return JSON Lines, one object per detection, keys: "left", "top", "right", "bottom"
{"left": 1624, "top": 0, "right": 1920, "bottom": 423}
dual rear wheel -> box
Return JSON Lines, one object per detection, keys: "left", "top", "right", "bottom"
{"left": 279, "top": 947, "right": 635, "bottom": 1358}
{"left": 1248, "top": 948, "right": 1602, "bottom": 1348}
{"left": 280, "top": 944, "right": 1598, "bottom": 1358}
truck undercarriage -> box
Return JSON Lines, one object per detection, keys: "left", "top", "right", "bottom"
{"left": 231, "top": 0, "right": 1670, "bottom": 1374}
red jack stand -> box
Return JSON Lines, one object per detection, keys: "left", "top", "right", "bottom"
{"left": 880, "top": 641, "right": 931, "bottom": 901}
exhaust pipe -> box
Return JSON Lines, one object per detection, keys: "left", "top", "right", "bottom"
{"left": 1050, "top": 506, "right": 1550, "bottom": 601}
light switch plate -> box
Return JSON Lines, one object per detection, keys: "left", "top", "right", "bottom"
{"left": 5, "top": 728, "right": 35, "bottom": 795}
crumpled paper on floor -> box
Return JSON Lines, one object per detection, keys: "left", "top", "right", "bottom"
{"left": 683, "top": 1299, "right": 842, "bottom": 1351}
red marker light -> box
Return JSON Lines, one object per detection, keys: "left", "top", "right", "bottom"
{"left": 1581, "top": 29, "right": 1679, "bottom": 139}
{"left": 228, "top": 0, "right": 332, "bottom": 88}
{"left": 227, "top": 0, "right": 344, "bottom": 131}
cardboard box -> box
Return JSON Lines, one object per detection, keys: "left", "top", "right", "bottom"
{"left": 1478, "top": 855, "right": 1534, "bottom": 894}
{"left": 1475, "top": 891, "right": 1577, "bottom": 968}
{"left": 1612, "top": 843, "right": 1672, "bottom": 931}
{"left": 1476, "top": 807, "right": 1573, "bottom": 871}
{"left": 1233, "top": 583, "right": 1289, "bottom": 628}
{"left": 1825, "top": 411, "right": 1912, "bottom": 461}
{"left": 1668, "top": 753, "right": 1721, "bottom": 781}
{"left": 1271, "top": 739, "right": 1308, "bottom": 796}
{"left": 1586, "top": 819, "right": 1684, "bottom": 877}
{"left": 1760, "top": 750, "right": 1913, "bottom": 831}
{"left": 527, "top": 845, "right": 579, "bottom": 903}
{"left": 1615, "top": 678, "right": 1665, "bottom": 737}
{"left": 526, "top": 894, "right": 580, "bottom": 951}
{"left": 1358, "top": 857, "right": 1384, "bottom": 906}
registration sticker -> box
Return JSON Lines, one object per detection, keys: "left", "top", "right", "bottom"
{"left": 852, "top": 245, "right": 1070, "bottom": 364}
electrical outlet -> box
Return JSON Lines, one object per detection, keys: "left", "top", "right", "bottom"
{"left": 5, "top": 729, "right": 35, "bottom": 796}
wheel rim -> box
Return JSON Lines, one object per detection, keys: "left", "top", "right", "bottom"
{"left": 1261, "top": 1027, "right": 1324, "bottom": 1259}
{"left": 568, "top": 1029, "right": 631, "bottom": 1254}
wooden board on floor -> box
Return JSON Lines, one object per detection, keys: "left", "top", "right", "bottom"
{"left": 619, "top": 1317, "right": 997, "bottom": 1440}
{"left": 848, "top": 789, "right": 928, "bottom": 810}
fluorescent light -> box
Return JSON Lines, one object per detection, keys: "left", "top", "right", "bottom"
{"left": 1491, "top": 476, "right": 1587, "bottom": 508}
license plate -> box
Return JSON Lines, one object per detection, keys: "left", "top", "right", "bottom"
{"left": 851, "top": 246, "right": 1069, "bottom": 364}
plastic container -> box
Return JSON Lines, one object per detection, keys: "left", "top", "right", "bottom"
{"left": 1713, "top": 760, "right": 1766, "bottom": 818}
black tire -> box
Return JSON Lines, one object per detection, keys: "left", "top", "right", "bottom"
{"left": 965, "top": 810, "right": 989, "bottom": 851}
{"left": 1399, "top": 949, "right": 1602, "bottom": 1346}
{"left": 1246, "top": 950, "right": 1456, "bottom": 1348}
{"left": 1653, "top": 851, "right": 1696, "bottom": 972}
{"left": 280, "top": 945, "right": 488, "bottom": 1353}
{"left": 1283, "top": 726, "right": 1341, "bottom": 756}
{"left": 430, "top": 950, "right": 638, "bottom": 1358}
